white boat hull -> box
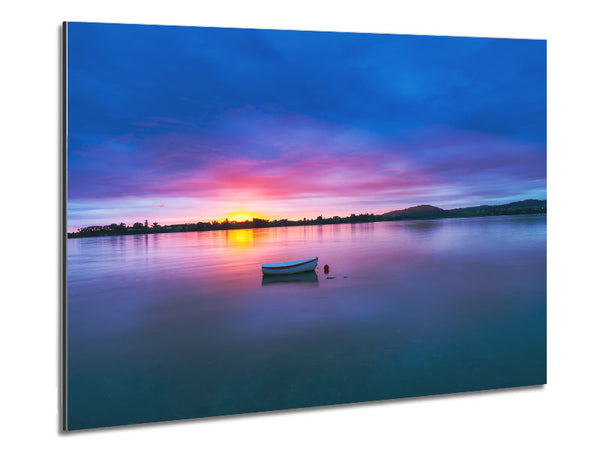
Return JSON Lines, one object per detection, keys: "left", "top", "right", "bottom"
{"left": 261, "top": 257, "right": 318, "bottom": 275}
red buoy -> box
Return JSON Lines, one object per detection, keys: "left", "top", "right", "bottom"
{"left": 324, "top": 264, "right": 330, "bottom": 274}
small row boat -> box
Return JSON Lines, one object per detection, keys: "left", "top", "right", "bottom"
{"left": 261, "top": 257, "right": 318, "bottom": 275}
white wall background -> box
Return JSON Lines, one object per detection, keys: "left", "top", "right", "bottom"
{"left": 1, "top": 0, "right": 599, "bottom": 448}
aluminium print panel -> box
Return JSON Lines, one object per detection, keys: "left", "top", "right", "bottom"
{"left": 63, "top": 22, "right": 546, "bottom": 430}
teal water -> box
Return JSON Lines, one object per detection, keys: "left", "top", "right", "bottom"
{"left": 66, "top": 214, "right": 546, "bottom": 430}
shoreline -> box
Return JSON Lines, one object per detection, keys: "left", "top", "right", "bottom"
{"left": 67, "top": 209, "right": 546, "bottom": 239}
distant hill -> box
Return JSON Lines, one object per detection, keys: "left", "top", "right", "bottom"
{"left": 382, "top": 200, "right": 546, "bottom": 220}
{"left": 447, "top": 199, "right": 546, "bottom": 217}
{"left": 382, "top": 205, "right": 443, "bottom": 218}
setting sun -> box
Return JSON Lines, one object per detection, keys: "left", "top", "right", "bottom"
{"left": 221, "top": 211, "right": 269, "bottom": 223}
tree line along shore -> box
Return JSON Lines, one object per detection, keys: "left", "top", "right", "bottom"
{"left": 68, "top": 199, "right": 546, "bottom": 238}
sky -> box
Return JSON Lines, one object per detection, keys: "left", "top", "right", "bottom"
{"left": 67, "top": 22, "right": 546, "bottom": 230}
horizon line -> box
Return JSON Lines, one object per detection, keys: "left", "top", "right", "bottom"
{"left": 68, "top": 198, "right": 546, "bottom": 232}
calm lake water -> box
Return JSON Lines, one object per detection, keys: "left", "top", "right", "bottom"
{"left": 67, "top": 214, "right": 546, "bottom": 430}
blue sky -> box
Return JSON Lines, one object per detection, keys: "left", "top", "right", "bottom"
{"left": 67, "top": 22, "right": 546, "bottom": 228}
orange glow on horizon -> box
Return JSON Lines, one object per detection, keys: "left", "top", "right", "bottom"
{"left": 220, "top": 211, "right": 270, "bottom": 223}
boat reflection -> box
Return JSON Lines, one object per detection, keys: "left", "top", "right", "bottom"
{"left": 261, "top": 271, "right": 319, "bottom": 287}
